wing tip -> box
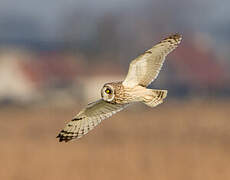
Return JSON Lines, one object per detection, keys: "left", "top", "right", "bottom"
{"left": 162, "top": 33, "right": 182, "bottom": 44}
{"left": 56, "top": 131, "right": 74, "bottom": 143}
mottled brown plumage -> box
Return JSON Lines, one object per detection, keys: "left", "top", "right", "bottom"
{"left": 102, "top": 82, "right": 132, "bottom": 104}
{"left": 57, "top": 33, "right": 182, "bottom": 142}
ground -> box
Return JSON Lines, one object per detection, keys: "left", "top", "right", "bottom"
{"left": 0, "top": 99, "right": 230, "bottom": 180}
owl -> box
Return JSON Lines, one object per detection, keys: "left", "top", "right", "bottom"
{"left": 57, "top": 33, "right": 182, "bottom": 142}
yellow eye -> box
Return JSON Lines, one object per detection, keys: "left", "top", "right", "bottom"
{"left": 105, "top": 88, "right": 111, "bottom": 94}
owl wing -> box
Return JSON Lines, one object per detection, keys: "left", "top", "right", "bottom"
{"left": 57, "top": 99, "right": 128, "bottom": 142}
{"left": 122, "top": 34, "right": 182, "bottom": 87}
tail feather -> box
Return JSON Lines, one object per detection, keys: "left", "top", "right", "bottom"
{"left": 143, "top": 89, "right": 167, "bottom": 107}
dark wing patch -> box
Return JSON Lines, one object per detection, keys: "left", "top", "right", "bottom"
{"left": 57, "top": 99, "right": 128, "bottom": 142}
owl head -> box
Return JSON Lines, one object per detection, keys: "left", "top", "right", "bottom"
{"left": 101, "top": 83, "right": 115, "bottom": 102}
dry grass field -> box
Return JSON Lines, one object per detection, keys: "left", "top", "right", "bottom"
{"left": 0, "top": 99, "right": 230, "bottom": 180}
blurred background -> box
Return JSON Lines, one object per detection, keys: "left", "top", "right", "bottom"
{"left": 0, "top": 0, "right": 230, "bottom": 180}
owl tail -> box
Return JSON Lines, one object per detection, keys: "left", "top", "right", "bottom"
{"left": 143, "top": 89, "right": 167, "bottom": 107}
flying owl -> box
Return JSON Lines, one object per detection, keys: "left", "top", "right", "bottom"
{"left": 57, "top": 33, "right": 182, "bottom": 142}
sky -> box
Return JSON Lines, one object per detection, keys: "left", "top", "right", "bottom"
{"left": 0, "top": 0, "right": 229, "bottom": 50}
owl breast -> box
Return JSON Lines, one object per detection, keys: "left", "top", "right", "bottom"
{"left": 115, "top": 83, "right": 150, "bottom": 104}
{"left": 111, "top": 82, "right": 133, "bottom": 104}
{"left": 103, "top": 82, "right": 141, "bottom": 104}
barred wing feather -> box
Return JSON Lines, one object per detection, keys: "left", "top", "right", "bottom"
{"left": 57, "top": 99, "right": 128, "bottom": 142}
{"left": 122, "top": 34, "right": 182, "bottom": 87}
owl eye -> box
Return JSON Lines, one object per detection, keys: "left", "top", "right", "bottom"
{"left": 105, "top": 88, "right": 112, "bottom": 94}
